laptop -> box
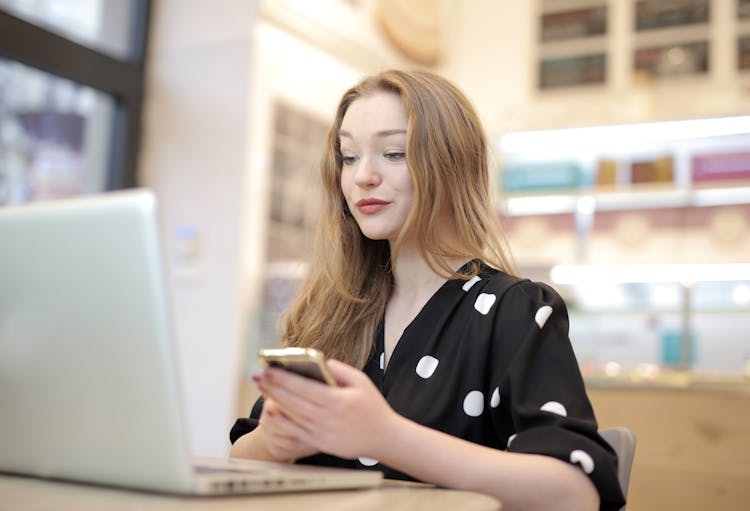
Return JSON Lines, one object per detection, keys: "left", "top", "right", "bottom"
{"left": 0, "top": 189, "right": 382, "bottom": 495}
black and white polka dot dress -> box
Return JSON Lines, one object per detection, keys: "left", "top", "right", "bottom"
{"left": 231, "top": 262, "right": 626, "bottom": 510}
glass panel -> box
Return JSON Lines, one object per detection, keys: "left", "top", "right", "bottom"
{"left": 564, "top": 279, "right": 750, "bottom": 374}
{"left": 0, "top": 58, "right": 114, "bottom": 205}
{"left": 635, "top": 0, "right": 710, "bottom": 31}
{"left": 0, "top": 0, "right": 142, "bottom": 60}
{"left": 540, "top": 6, "right": 607, "bottom": 42}
{"left": 539, "top": 54, "right": 606, "bottom": 89}
{"left": 634, "top": 41, "right": 709, "bottom": 79}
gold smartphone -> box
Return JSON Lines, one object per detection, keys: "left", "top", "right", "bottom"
{"left": 257, "top": 347, "right": 336, "bottom": 385}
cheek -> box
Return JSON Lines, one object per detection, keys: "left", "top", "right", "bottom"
{"left": 399, "top": 171, "right": 415, "bottom": 201}
{"left": 340, "top": 172, "right": 355, "bottom": 207}
{"left": 339, "top": 172, "right": 348, "bottom": 195}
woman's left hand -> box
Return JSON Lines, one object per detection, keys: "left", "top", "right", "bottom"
{"left": 253, "top": 359, "right": 398, "bottom": 461}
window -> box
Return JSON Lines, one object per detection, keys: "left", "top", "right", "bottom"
{"left": 0, "top": 1, "right": 150, "bottom": 205}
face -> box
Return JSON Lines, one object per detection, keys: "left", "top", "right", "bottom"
{"left": 339, "top": 91, "right": 414, "bottom": 245}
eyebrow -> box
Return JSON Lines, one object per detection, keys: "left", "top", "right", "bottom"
{"left": 339, "top": 129, "right": 407, "bottom": 139}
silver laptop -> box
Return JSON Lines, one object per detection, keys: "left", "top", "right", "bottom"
{"left": 0, "top": 189, "right": 382, "bottom": 495}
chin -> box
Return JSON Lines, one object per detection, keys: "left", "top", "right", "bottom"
{"left": 360, "top": 232, "right": 393, "bottom": 242}
{"left": 358, "top": 227, "right": 399, "bottom": 242}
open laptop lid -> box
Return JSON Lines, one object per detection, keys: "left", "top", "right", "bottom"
{"left": 0, "top": 189, "right": 194, "bottom": 493}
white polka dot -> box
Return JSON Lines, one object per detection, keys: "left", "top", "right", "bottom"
{"left": 463, "top": 275, "right": 481, "bottom": 291}
{"left": 358, "top": 457, "right": 379, "bottom": 467}
{"left": 490, "top": 387, "right": 501, "bottom": 408}
{"left": 379, "top": 352, "right": 384, "bottom": 370}
{"left": 415, "top": 355, "right": 439, "bottom": 379}
{"left": 507, "top": 434, "right": 517, "bottom": 448}
{"left": 463, "top": 390, "right": 485, "bottom": 417}
{"left": 540, "top": 401, "right": 567, "bottom": 416}
{"left": 474, "top": 293, "right": 496, "bottom": 315}
{"left": 535, "top": 305, "right": 553, "bottom": 328}
{"left": 570, "top": 450, "right": 595, "bottom": 474}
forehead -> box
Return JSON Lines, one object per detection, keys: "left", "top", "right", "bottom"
{"left": 340, "top": 91, "right": 407, "bottom": 135}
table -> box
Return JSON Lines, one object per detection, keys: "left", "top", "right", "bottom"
{"left": 0, "top": 474, "right": 501, "bottom": 511}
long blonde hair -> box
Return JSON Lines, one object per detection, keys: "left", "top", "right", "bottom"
{"left": 281, "top": 69, "right": 515, "bottom": 368}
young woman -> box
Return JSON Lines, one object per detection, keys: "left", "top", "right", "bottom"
{"left": 229, "top": 70, "right": 625, "bottom": 511}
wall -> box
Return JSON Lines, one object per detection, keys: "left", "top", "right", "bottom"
{"left": 139, "top": 0, "right": 415, "bottom": 455}
{"left": 442, "top": 2, "right": 533, "bottom": 138}
{"left": 139, "top": 0, "right": 257, "bottom": 456}
{"left": 446, "top": 1, "right": 750, "bottom": 137}
{"left": 237, "top": 20, "right": 363, "bottom": 373}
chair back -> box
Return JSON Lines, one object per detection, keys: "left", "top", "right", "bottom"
{"left": 600, "top": 426, "right": 637, "bottom": 511}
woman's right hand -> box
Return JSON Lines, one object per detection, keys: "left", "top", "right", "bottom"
{"left": 256, "top": 397, "right": 320, "bottom": 462}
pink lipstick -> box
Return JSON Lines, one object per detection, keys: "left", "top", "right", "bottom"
{"left": 356, "top": 198, "right": 390, "bottom": 214}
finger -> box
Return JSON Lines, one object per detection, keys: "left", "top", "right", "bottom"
{"left": 261, "top": 407, "right": 318, "bottom": 456}
{"left": 326, "top": 359, "right": 366, "bottom": 387}
{"left": 258, "top": 380, "right": 323, "bottom": 429}
{"left": 259, "top": 423, "right": 303, "bottom": 461}
{"left": 262, "top": 368, "right": 334, "bottom": 406}
{"left": 264, "top": 401, "right": 313, "bottom": 437}
{"left": 260, "top": 404, "right": 303, "bottom": 443}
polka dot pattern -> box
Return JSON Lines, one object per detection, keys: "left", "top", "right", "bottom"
{"left": 474, "top": 293, "right": 496, "bottom": 315}
{"left": 462, "top": 275, "right": 481, "bottom": 291}
{"left": 490, "top": 387, "right": 500, "bottom": 408}
{"left": 415, "top": 355, "right": 439, "bottom": 379}
{"left": 463, "top": 390, "right": 484, "bottom": 417}
{"left": 570, "top": 450, "right": 594, "bottom": 474}
{"left": 535, "top": 305, "right": 553, "bottom": 328}
{"left": 236, "top": 265, "right": 624, "bottom": 508}
{"left": 540, "top": 401, "right": 567, "bottom": 417}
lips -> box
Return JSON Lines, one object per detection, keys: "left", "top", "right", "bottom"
{"left": 355, "top": 198, "right": 390, "bottom": 214}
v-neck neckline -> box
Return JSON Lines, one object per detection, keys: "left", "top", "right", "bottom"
{"left": 379, "top": 259, "right": 482, "bottom": 378}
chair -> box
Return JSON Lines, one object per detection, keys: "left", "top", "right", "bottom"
{"left": 600, "top": 426, "right": 637, "bottom": 511}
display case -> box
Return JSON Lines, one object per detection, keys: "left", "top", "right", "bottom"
{"left": 498, "top": 116, "right": 750, "bottom": 376}
{"left": 499, "top": 115, "right": 750, "bottom": 200}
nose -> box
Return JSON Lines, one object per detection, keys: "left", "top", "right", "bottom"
{"left": 353, "top": 156, "right": 382, "bottom": 188}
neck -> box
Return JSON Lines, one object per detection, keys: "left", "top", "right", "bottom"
{"left": 389, "top": 240, "right": 469, "bottom": 298}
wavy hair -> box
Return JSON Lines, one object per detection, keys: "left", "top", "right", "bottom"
{"left": 281, "top": 69, "right": 515, "bottom": 368}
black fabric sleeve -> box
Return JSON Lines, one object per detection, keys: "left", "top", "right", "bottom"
{"left": 489, "top": 280, "right": 626, "bottom": 511}
{"left": 229, "top": 395, "right": 264, "bottom": 444}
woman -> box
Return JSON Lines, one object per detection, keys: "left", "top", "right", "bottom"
{"left": 230, "top": 70, "right": 625, "bottom": 511}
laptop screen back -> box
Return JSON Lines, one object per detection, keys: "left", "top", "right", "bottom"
{"left": 0, "top": 190, "right": 193, "bottom": 492}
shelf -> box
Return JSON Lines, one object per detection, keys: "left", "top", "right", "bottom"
{"left": 539, "top": 36, "right": 607, "bottom": 58}
{"left": 632, "top": 24, "right": 709, "bottom": 47}
{"left": 497, "top": 114, "right": 750, "bottom": 214}
{"left": 535, "top": 0, "right": 747, "bottom": 90}
{"left": 499, "top": 185, "right": 750, "bottom": 215}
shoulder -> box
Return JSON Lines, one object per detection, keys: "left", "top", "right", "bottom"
{"left": 472, "top": 264, "right": 564, "bottom": 302}
{"left": 467, "top": 264, "right": 568, "bottom": 325}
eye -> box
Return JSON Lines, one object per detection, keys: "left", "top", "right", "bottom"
{"left": 384, "top": 151, "right": 406, "bottom": 161}
{"left": 341, "top": 155, "right": 358, "bottom": 166}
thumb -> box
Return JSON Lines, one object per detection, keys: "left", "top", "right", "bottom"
{"left": 326, "top": 359, "right": 364, "bottom": 387}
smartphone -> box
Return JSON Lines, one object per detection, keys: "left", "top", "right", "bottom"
{"left": 257, "top": 347, "right": 336, "bottom": 386}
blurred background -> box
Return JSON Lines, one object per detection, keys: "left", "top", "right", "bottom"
{"left": 1, "top": 1, "right": 749, "bottom": 509}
